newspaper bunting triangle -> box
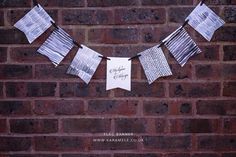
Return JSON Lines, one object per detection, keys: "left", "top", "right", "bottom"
{"left": 37, "top": 27, "right": 74, "bottom": 66}
{"left": 138, "top": 45, "right": 172, "bottom": 84}
{"left": 67, "top": 45, "right": 102, "bottom": 84}
{"left": 106, "top": 57, "right": 131, "bottom": 91}
{"left": 186, "top": 2, "right": 225, "bottom": 41}
{"left": 14, "top": 4, "right": 54, "bottom": 43}
{"left": 163, "top": 27, "right": 201, "bottom": 67}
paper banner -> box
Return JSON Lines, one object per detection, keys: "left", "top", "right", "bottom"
{"left": 14, "top": 4, "right": 54, "bottom": 43}
{"left": 106, "top": 57, "right": 131, "bottom": 91}
{"left": 163, "top": 27, "right": 201, "bottom": 67}
{"left": 37, "top": 27, "right": 74, "bottom": 66}
{"left": 67, "top": 45, "right": 102, "bottom": 84}
{"left": 186, "top": 2, "right": 225, "bottom": 41}
{"left": 138, "top": 45, "right": 172, "bottom": 84}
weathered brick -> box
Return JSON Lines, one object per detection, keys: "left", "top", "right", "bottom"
{"left": 114, "top": 118, "right": 147, "bottom": 133}
{"left": 169, "top": 83, "right": 220, "bottom": 98}
{"left": 0, "top": 29, "right": 28, "bottom": 44}
{"left": 205, "top": 0, "right": 236, "bottom": 5}
{"left": 7, "top": 155, "right": 58, "bottom": 157}
{"left": 222, "top": 153, "right": 236, "bottom": 157}
{"left": 62, "top": 9, "right": 113, "bottom": 25}
{"left": 35, "top": 136, "right": 87, "bottom": 151}
{"left": 141, "top": 0, "right": 193, "bottom": 5}
{"left": 34, "top": 100, "right": 84, "bottom": 115}
{"left": 196, "top": 100, "right": 236, "bottom": 115}
{"left": 60, "top": 82, "right": 108, "bottom": 97}
{"left": 197, "top": 135, "right": 236, "bottom": 150}
{"left": 114, "top": 154, "right": 161, "bottom": 157}
{"left": 0, "top": 101, "right": 32, "bottom": 116}
{"left": 223, "top": 118, "right": 236, "bottom": 133}
{"left": 195, "top": 64, "right": 221, "bottom": 79}
{"left": 164, "top": 153, "right": 190, "bottom": 157}
{"left": 169, "top": 119, "right": 220, "bottom": 133}
{"left": 212, "top": 26, "right": 236, "bottom": 42}
{"left": 223, "top": 45, "right": 236, "bottom": 61}
{"left": 193, "top": 45, "right": 220, "bottom": 61}
{"left": 223, "top": 82, "right": 236, "bottom": 97}
{"left": 114, "top": 45, "right": 148, "bottom": 57}
{"left": 0, "top": 119, "right": 6, "bottom": 133}
{"left": 169, "top": 7, "right": 194, "bottom": 23}
{"left": 62, "top": 118, "right": 111, "bottom": 133}
{"left": 10, "top": 119, "right": 58, "bottom": 134}
{"left": 88, "top": 100, "right": 137, "bottom": 115}
{"left": 0, "top": 65, "right": 32, "bottom": 79}
{"left": 88, "top": 28, "right": 140, "bottom": 44}
{"left": 0, "top": 47, "right": 7, "bottom": 63}
{"left": 115, "top": 82, "right": 165, "bottom": 97}
{"left": 143, "top": 136, "right": 191, "bottom": 150}
{"left": 222, "top": 64, "right": 236, "bottom": 79}
{"left": 192, "top": 153, "right": 220, "bottom": 157}
{"left": 87, "top": 0, "right": 139, "bottom": 7}
{"left": 0, "top": 10, "right": 4, "bottom": 26}
{"left": 143, "top": 101, "right": 169, "bottom": 115}
{"left": 223, "top": 7, "right": 236, "bottom": 23}
{"left": 168, "top": 64, "right": 192, "bottom": 80}
{"left": 0, "top": 82, "right": 3, "bottom": 97}
{"left": 0, "top": 0, "right": 31, "bottom": 8}
{"left": 0, "top": 137, "right": 31, "bottom": 151}
{"left": 37, "top": 0, "right": 85, "bottom": 7}
{"left": 115, "top": 8, "right": 166, "bottom": 24}
{"left": 155, "top": 119, "right": 166, "bottom": 133}
{"left": 62, "top": 155, "right": 110, "bottom": 157}
{"left": 6, "top": 82, "right": 57, "bottom": 97}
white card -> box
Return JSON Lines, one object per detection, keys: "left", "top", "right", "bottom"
{"left": 14, "top": 4, "right": 54, "bottom": 43}
{"left": 138, "top": 45, "right": 172, "bottom": 84}
{"left": 37, "top": 27, "right": 74, "bottom": 66}
{"left": 106, "top": 57, "right": 131, "bottom": 91}
{"left": 67, "top": 45, "right": 102, "bottom": 84}
{"left": 186, "top": 2, "right": 225, "bottom": 41}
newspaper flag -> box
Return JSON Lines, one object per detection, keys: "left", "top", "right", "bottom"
{"left": 106, "top": 57, "right": 131, "bottom": 91}
{"left": 138, "top": 45, "right": 172, "bottom": 84}
{"left": 14, "top": 4, "right": 54, "bottom": 43}
{"left": 67, "top": 45, "right": 102, "bottom": 84}
{"left": 37, "top": 27, "right": 74, "bottom": 66}
{"left": 163, "top": 27, "right": 201, "bottom": 67}
{"left": 186, "top": 2, "right": 225, "bottom": 41}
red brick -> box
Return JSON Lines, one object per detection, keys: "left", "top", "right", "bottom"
{"left": 60, "top": 82, "right": 108, "bottom": 97}
{"left": 0, "top": 137, "right": 31, "bottom": 151}
{"left": 169, "top": 83, "right": 220, "bottom": 98}
{"left": 0, "top": 10, "right": 4, "bottom": 26}
{"left": 205, "top": 1, "right": 236, "bottom": 5}
{"left": 168, "top": 64, "right": 192, "bottom": 80}
{"left": 167, "top": 101, "right": 193, "bottom": 115}
{"left": 0, "top": 47, "right": 7, "bottom": 63}
{"left": 212, "top": 26, "right": 236, "bottom": 42}
{"left": 223, "top": 45, "right": 236, "bottom": 61}
{"left": 155, "top": 119, "right": 166, "bottom": 133}
{"left": 114, "top": 45, "right": 148, "bottom": 57}
{"left": 192, "top": 154, "right": 220, "bottom": 157}
{"left": 62, "top": 9, "right": 114, "bottom": 25}
{"left": 88, "top": 100, "right": 137, "bottom": 115}
{"left": 73, "top": 28, "right": 86, "bottom": 43}
{"left": 143, "top": 136, "right": 191, "bottom": 150}
{"left": 0, "top": 0, "right": 31, "bottom": 8}
{"left": 114, "top": 154, "right": 161, "bottom": 157}
{"left": 143, "top": 100, "right": 169, "bottom": 115}
{"left": 10, "top": 119, "right": 58, "bottom": 134}
{"left": 5, "top": 82, "right": 57, "bottom": 97}
{"left": 0, "top": 119, "right": 7, "bottom": 133}
{"left": 0, "top": 101, "right": 32, "bottom": 116}
{"left": 169, "top": 7, "right": 194, "bottom": 23}
{"left": 141, "top": 0, "right": 193, "bottom": 5}
{"left": 222, "top": 153, "right": 236, "bottom": 157}
{"left": 223, "top": 82, "right": 236, "bottom": 97}
{"left": 7, "top": 155, "right": 58, "bottom": 157}
{"left": 35, "top": 136, "right": 87, "bottom": 151}
{"left": 34, "top": 100, "right": 84, "bottom": 115}
{"left": 169, "top": 119, "right": 220, "bottom": 133}
{"left": 114, "top": 118, "right": 147, "bottom": 133}
{"left": 37, "top": 0, "right": 85, "bottom": 7}
{"left": 164, "top": 153, "right": 190, "bottom": 157}
{"left": 196, "top": 100, "right": 236, "bottom": 115}
{"left": 197, "top": 135, "right": 236, "bottom": 150}
{"left": 195, "top": 64, "right": 221, "bottom": 80}
{"left": 193, "top": 45, "right": 220, "bottom": 61}
{"left": 115, "top": 8, "right": 166, "bottom": 24}
{"left": 87, "top": 0, "right": 139, "bottom": 7}
{"left": 62, "top": 155, "right": 110, "bottom": 157}
{"left": 222, "top": 64, "right": 236, "bottom": 79}
{"left": 0, "top": 65, "right": 32, "bottom": 79}
{"left": 62, "top": 118, "right": 111, "bottom": 133}
{"left": 0, "top": 29, "right": 28, "bottom": 44}
{"left": 223, "top": 7, "right": 236, "bottom": 23}
{"left": 223, "top": 118, "right": 236, "bottom": 133}
{"left": 0, "top": 83, "right": 3, "bottom": 98}
{"left": 115, "top": 82, "right": 165, "bottom": 97}
{"left": 88, "top": 28, "right": 140, "bottom": 44}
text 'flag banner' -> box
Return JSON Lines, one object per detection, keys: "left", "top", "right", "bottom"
{"left": 186, "top": 2, "right": 225, "bottom": 41}
{"left": 14, "top": 4, "right": 54, "bottom": 43}
{"left": 37, "top": 27, "right": 74, "bottom": 66}
{"left": 106, "top": 57, "right": 131, "bottom": 91}
{"left": 67, "top": 45, "right": 102, "bottom": 84}
{"left": 138, "top": 46, "right": 172, "bottom": 84}
{"left": 163, "top": 27, "right": 201, "bottom": 67}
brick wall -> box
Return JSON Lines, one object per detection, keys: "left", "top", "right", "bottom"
{"left": 0, "top": 0, "right": 236, "bottom": 157}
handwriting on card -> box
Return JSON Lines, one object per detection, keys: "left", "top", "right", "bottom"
{"left": 109, "top": 66, "right": 128, "bottom": 80}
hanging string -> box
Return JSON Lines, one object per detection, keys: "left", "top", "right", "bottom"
{"left": 200, "top": 0, "right": 206, "bottom": 6}
{"left": 33, "top": 0, "right": 39, "bottom": 7}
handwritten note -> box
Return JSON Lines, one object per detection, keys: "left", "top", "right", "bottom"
{"left": 106, "top": 57, "right": 131, "bottom": 91}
